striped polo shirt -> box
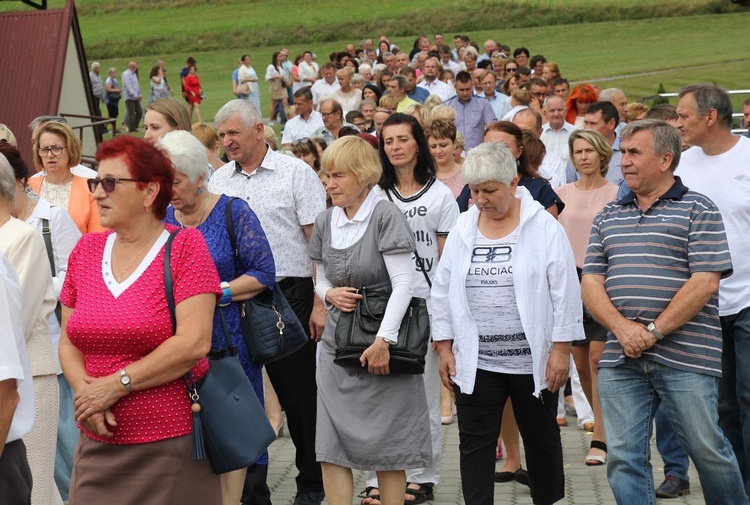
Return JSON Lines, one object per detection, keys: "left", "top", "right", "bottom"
{"left": 582, "top": 176, "right": 732, "bottom": 377}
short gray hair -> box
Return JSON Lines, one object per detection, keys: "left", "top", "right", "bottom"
{"left": 598, "top": 88, "right": 625, "bottom": 102}
{"left": 91, "top": 61, "right": 101, "bottom": 71}
{"left": 390, "top": 74, "right": 407, "bottom": 90}
{"left": 0, "top": 154, "right": 16, "bottom": 204}
{"left": 678, "top": 83, "right": 733, "bottom": 129}
{"left": 28, "top": 115, "right": 67, "bottom": 131}
{"left": 462, "top": 142, "right": 517, "bottom": 185}
{"left": 0, "top": 124, "right": 17, "bottom": 147}
{"left": 359, "top": 63, "right": 372, "bottom": 73}
{"left": 215, "top": 99, "right": 262, "bottom": 127}
{"left": 621, "top": 119, "right": 682, "bottom": 172}
{"left": 157, "top": 131, "right": 209, "bottom": 184}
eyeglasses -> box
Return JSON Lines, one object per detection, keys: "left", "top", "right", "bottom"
{"left": 38, "top": 146, "right": 66, "bottom": 157}
{"left": 321, "top": 111, "right": 337, "bottom": 118}
{"left": 87, "top": 177, "right": 145, "bottom": 193}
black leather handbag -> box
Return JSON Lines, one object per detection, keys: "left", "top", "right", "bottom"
{"left": 333, "top": 285, "right": 431, "bottom": 375}
{"left": 165, "top": 230, "right": 276, "bottom": 474}
{"left": 225, "top": 199, "right": 308, "bottom": 365}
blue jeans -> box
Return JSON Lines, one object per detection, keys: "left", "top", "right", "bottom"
{"left": 54, "top": 374, "right": 79, "bottom": 501}
{"left": 598, "top": 358, "right": 747, "bottom": 505}
{"left": 654, "top": 402, "right": 689, "bottom": 480}
{"left": 719, "top": 306, "right": 750, "bottom": 496}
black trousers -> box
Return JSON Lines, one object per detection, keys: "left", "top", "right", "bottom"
{"left": 454, "top": 370, "right": 564, "bottom": 505}
{"left": 242, "top": 277, "right": 323, "bottom": 504}
{"left": 124, "top": 99, "right": 142, "bottom": 131}
{"left": 0, "top": 439, "right": 32, "bottom": 505}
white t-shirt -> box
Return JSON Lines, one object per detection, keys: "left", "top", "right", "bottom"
{"left": 0, "top": 252, "right": 35, "bottom": 443}
{"left": 310, "top": 78, "right": 340, "bottom": 106}
{"left": 375, "top": 178, "right": 459, "bottom": 300}
{"left": 466, "top": 227, "right": 533, "bottom": 374}
{"left": 677, "top": 136, "right": 750, "bottom": 316}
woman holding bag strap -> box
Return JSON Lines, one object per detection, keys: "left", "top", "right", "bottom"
{"left": 58, "top": 135, "right": 222, "bottom": 504}
{"left": 159, "top": 131, "right": 276, "bottom": 505}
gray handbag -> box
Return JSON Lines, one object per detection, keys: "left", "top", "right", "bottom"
{"left": 164, "top": 229, "right": 276, "bottom": 474}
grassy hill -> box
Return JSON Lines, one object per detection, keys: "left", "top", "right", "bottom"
{"left": 4, "top": 0, "right": 749, "bottom": 126}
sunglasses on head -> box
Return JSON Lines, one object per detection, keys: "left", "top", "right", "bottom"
{"left": 292, "top": 138, "right": 313, "bottom": 147}
{"left": 87, "top": 177, "right": 145, "bottom": 193}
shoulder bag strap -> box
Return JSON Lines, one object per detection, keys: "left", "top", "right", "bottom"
{"left": 383, "top": 189, "right": 432, "bottom": 289}
{"left": 41, "top": 218, "right": 55, "bottom": 274}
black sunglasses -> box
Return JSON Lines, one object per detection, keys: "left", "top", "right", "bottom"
{"left": 87, "top": 177, "right": 145, "bottom": 193}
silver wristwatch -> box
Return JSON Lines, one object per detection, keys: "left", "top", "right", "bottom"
{"left": 647, "top": 322, "right": 665, "bottom": 340}
{"left": 379, "top": 336, "right": 397, "bottom": 346}
{"left": 120, "top": 368, "right": 134, "bottom": 393}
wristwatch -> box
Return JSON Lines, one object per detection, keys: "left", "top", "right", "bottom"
{"left": 647, "top": 322, "right": 665, "bottom": 341}
{"left": 120, "top": 368, "right": 134, "bottom": 393}
{"left": 379, "top": 336, "right": 397, "bottom": 346}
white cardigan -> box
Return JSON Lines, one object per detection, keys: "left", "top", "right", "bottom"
{"left": 429, "top": 187, "right": 584, "bottom": 396}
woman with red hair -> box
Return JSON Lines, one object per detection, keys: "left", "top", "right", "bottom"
{"left": 58, "top": 136, "right": 222, "bottom": 504}
{"left": 565, "top": 84, "right": 599, "bottom": 128}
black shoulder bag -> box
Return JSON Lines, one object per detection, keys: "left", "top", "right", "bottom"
{"left": 164, "top": 229, "right": 276, "bottom": 474}
{"left": 225, "top": 198, "right": 308, "bottom": 365}
{"left": 333, "top": 191, "right": 431, "bottom": 374}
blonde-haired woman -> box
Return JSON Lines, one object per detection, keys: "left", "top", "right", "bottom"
{"left": 28, "top": 122, "right": 104, "bottom": 235}
{"left": 309, "top": 136, "right": 432, "bottom": 505}
{"left": 144, "top": 97, "right": 192, "bottom": 144}
{"left": 556, "top": 129, "right": 618, "bottom": 466}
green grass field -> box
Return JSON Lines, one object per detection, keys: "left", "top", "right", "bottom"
{"left": 4, "top": 0, "right": 749, "bottom": 128}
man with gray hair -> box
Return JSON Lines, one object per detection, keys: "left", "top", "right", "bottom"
{"left": 209, "top": 100, "right": 327, "bottom": 505}
{"left": 582, "top": 119, "right": 747, "bottom": 505}
{"left": 676, "top": 83, "right": 750, "bottom": 496}
{"left": 89, "top": 62, "right": 106, "bottom": 132}
{"left": 599, "top": 88, "right": 628, "bottom": 128}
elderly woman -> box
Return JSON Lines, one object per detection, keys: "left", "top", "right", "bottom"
{"left": 0, "top": 154, "right": 62, "bottom": 504}
{"left": 143, "top": 97, "right": 192, "bottom": 144}
{"left": 308, "top": 136, "right": 431, "bottom": 505}
{"left": 431, "top": 142, "right": 583, "bottom": 505}
{"left": 159, "top": 130, "right": 275, "bottom": 505}
{"left": 2, "top": 144, "right": 81, "bottom": 501}
{"left": 28, "top": 122, "right": 104, "bottom": 235}
{"left": 58, "top": 136, "right": 222, "bottom": 503}
{"left": 555, "top": 129, "right": 617, "bottom": 466}
{"left": 367, "top": 113, "right": 459, "bottom": 504}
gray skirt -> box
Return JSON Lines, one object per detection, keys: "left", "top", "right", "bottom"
{"left": 315, "top": 310, "right": 432, "bottom": 471}
{"left": 69, "top": 433, "right": 221, "bottom": 505}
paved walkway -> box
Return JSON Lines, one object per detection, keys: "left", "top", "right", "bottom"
{"left": 264, "top": 411, "right": 705, "bottom": 504}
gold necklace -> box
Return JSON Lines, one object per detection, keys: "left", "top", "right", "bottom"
{"left": 177, "top": 194, "right": 211, "bottom": 228}
{"left": 113, "top": 229, "right": 160, "bottom": 283}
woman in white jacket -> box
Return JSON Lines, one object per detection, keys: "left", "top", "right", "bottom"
{"left": 430, "top": 142, "right": 584, "bottom": 505}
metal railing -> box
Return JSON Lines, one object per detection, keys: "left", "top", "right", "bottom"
{"left": 647, "top": 89, "right": 750, "bottom": 135}
{"left": 60, "top": 113, "right": 117, "bottom": 167}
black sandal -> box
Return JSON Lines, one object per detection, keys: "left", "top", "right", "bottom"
{"left": 586, "top": 440, "right": 607, "bottom": 466}
{"left": 404, "top": 482, "right": 434, "bottom": 504}
{"left": 359, "top": 487, "right": 381, "bottom": 505}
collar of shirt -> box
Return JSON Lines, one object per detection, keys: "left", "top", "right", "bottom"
{"left": 543, "top": 121, "right": 576, "bottom": 133}
{"left": 617, "top": 176, "right": 689, "bottom": 205}
{"left": 333, "top": 189, "right": 381, "bottom": 227}
{"left": 232, "top": 144, "right": 276, "bottom": 176}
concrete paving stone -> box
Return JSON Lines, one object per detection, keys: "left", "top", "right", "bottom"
{"left": 264, "top": 413, "right": 710, "bottom": 504}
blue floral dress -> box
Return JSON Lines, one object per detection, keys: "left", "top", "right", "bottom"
{"left": 165, "top": 194, "right": 276, "bottom": 463}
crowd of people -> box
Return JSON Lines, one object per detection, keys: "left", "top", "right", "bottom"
{"left": 1, "top": 30, "right": 750, "bottom": 505}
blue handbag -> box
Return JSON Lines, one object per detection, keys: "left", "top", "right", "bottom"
{"left": 164, "top": 229, "right": 276, "bottom": 474}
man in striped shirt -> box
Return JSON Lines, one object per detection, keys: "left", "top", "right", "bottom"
{"left": 581, "top": 119, "right": 747, "bottom": 505}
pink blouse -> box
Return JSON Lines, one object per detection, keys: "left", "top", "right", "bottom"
{"left": 556, "top": 182, "right": 618, "bottom": 268}
{"left": 60, "top": 225, "right": 220, "bottom": 444}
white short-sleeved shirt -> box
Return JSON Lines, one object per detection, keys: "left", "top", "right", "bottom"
{"left": 310, "top": 78, "right": 341, "bottom": 106}
{"left": 375, "top": 178, "right": 459, "bottom": 299}
{"left": 281, "top": 111, "right": 325, "bottom": 145}
{"left": 0, "top": 252, "right": 35, "bottom": 443}
{"left": 208, "top": 146, "right": 326, "bottom": 279}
